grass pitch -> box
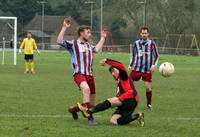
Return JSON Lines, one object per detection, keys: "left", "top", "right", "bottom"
{"left": 0, "top": 52, "right": 200, "bottom": 137}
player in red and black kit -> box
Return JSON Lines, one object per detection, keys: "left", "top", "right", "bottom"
{"left": 78, "top": 58, "right": 144, "bottom": 126}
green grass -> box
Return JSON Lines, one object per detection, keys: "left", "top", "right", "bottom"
{"left": 0, "top": 52, "right": 200, "bottom": 137}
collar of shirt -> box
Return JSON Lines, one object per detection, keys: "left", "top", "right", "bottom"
{"left": 139, "top": 38, "right": 150, "bottom": 45}
{"left": 78, "top": 39, "right": 89, "bottom": 45}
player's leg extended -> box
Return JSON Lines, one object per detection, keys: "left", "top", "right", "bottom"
{"left": 111, "top": 113, "right": 141, "bottom": 125}
{"left": 143, "top": 81, "right": 152, "bottom": 109}
{"left": 78, "top": 97, "right": 122, "bottom": 117}
{"left": 69, "top": 74, "right": 92, "bottom": 120}
{"left": 80, "top": 81, "right": 98, "bottom": 125}
{"left": 110, "top": 99, "right": 144, "bottom": 126}
{"left": 68, "top": 81, "right": 90, "bottom": 116}
{"left": 68, "top": 80, "right": 96, "bottom": 124}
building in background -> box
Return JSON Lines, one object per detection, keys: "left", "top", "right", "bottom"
{"left": 19, "top": 15, "right": 79, "bottom": 49}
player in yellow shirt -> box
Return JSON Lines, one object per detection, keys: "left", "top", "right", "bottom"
{"left": 19, "top": 32, "right": 40, "bottom": 74}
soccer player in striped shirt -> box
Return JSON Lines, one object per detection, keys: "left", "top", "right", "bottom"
{"left": 129, "top": 27, "right": 159, "bottom": 110}
{"left": 56, "top": 18, "right": 107, "bottom": 125}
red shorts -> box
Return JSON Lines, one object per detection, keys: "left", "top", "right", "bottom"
{"left": 74, "top": 73, "right": 96, "bottom": 94}
{"left": 129, "top": 70, "right": 152, "bottom": 82}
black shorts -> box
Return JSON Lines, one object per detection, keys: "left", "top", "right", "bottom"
{"left": 24, "top": 54, "right": 34, "bottom": 61}
{"left": 113, "top": 98, "right": 138, "bottom": 117}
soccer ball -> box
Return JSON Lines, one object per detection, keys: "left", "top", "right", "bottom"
{"left": 159, "top": 62, "right": 175, "bottom": 77}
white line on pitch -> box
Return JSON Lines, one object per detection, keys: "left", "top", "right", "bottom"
{"left": 163, "top": 117, "right": 200, "bottom": 121}
{"left": 0, "top": 114, "right": 69, "bottom": 118}
{"left": 0, "top": 114, "right": 200, "bottom": 121}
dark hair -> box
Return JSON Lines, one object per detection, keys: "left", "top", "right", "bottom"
{"left": 140, "top": 26, "right": 149, "bottom": 33}
{"left": 27, "top": 32, "right": 32, "bottom": 35}
{"left": 109, "top": 66, "right": 114, "bottom": 72}
{"left": 109, "top": 66, "right": 128, "bottom": 80}
{"left": 78, "top": 26, "right": 91, "bottom": 37}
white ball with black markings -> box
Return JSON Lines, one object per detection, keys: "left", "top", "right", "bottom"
{"left": 159, "top": 62, "right": 175, "bottom": 77}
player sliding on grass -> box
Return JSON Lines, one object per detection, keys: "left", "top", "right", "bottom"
{"left": 56, "top": 18, "right": 107, "bottom": 125}
{"left": 129, "top": 27, "right": 159, "bottom": 110}
{"left": 78, "top": 58, "right": 144, "bottom": 126}
{"left": 19, "top": 32, "right": 40, "bottom": 74}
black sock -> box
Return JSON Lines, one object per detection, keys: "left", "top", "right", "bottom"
{"left": 117, "top": 113, "right": 139, "bottom": 125}
{"left": 89, "top": 100, "right": 111, "bottom": 113}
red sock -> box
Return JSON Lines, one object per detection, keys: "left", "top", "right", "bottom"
{"left": 146, "top": 90, "right": 152, "bottom": 105}
{"left": 83, "top": 102, "right": 92, "bottom": 109}
{"left": 83, "top": 102, "right": 94, "bottom": 121}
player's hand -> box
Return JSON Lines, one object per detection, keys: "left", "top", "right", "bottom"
{"left": 99, "top": 59, "right": 107, "bottom": 66}
{"left": 19, "top": 48, "right": 22, "bottom": 54}
{"left": 101, "top": 31, "right": 107, "bottom": 38}
{"left": 150, "top": 65, "right": 155, "bottom": 73}
{"left": 36, "top": 49, "right": 40, "bottom": 55}
{"left": 63, "top": 18, "right": 71, "bottom": 28}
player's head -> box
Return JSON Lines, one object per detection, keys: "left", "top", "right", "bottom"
{"left": 27, "top": 32, "right": 32, "bottom": 39}
{"left": 109, "top": 66, "right": 120, "bottom": 80}
{"left": 140, "top": 26, "right": 149, "bottom": 40}
{"left": 78, "top": 26, "right": 91, "bottom": 42}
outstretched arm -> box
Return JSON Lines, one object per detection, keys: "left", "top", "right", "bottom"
{"left": 100, "top": 58, "right": 128, "bottom": 80}
{"left": 100, "top": 58, "right": 126, "bottom": 71}
{"left": 95, "top": 31, "right": 107, "bottom": 52}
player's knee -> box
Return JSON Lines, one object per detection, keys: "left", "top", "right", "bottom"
{"left": 146, "top": 87, "right": 152, "bottom": 91}
{"left": 108, "top": 97, "right": 122, "bottom": 107}
{"left": 82, "top": 87, "right": 90, "bottom": 94}
{"left": 110, "top": 115, "right": 120, "bottom": 125}
{"left": 81, "top": 83, "right": 91, "bottom": 94}
{"left": 110, "top": 118, "right": 118, "bottom": 125}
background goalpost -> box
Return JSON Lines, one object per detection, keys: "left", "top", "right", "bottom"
{"left": 162, "top": 34, "right": 199, "bottom": 56}
{"left": 0, "top": 16, "right": 17, "bottom": 65}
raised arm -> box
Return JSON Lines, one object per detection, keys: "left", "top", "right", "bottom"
{"left": 56, "top": 18, "right": 72, "bottom": 49}
{"left": 95, "top": 31, "right": 107, "bottom": 52}
{"left": 56, "top": 18, "right": 70, "bottom": 44}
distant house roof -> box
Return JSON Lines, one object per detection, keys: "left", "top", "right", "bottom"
{"left": 28, "top": 30, "right": 50, "bottom": 37}
{"left": 23, "top": 15, "right": 79, "bottom": 35}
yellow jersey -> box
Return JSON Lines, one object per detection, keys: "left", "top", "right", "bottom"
{"left": 20, "top": 38, "right": 38, "bottom": 55}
